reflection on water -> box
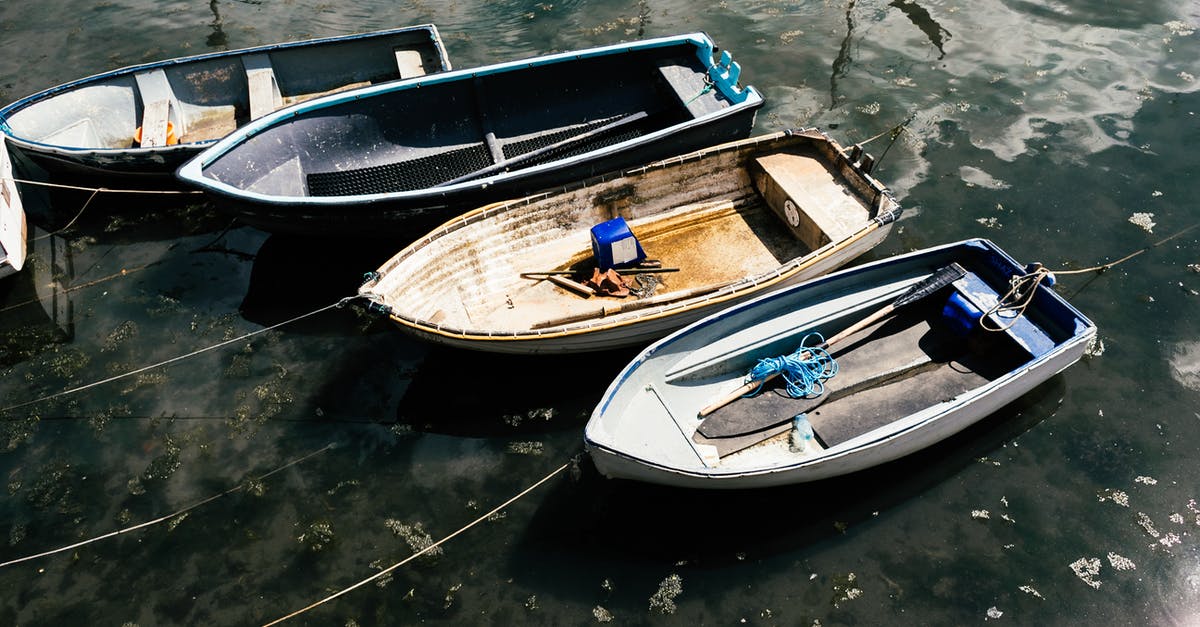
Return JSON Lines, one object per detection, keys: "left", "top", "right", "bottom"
{"left": 0, "top": 0, "right": 1198, "bottom": 624}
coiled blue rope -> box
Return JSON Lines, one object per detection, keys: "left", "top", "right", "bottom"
{"left": 743, "top": 333, "right": 839, "bottom": 399}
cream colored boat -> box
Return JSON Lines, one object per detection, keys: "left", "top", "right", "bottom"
{"left": 359, "top": 129, "right": 902, "bottom": 354}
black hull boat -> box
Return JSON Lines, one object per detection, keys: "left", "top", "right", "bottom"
{"left": 176, "top": 33, "right": 764, "bottom": 236}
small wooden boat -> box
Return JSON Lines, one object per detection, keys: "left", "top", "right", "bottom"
{"left": 175, "top": 33, "right": 764, "bottom": 235}
{"left": 0, "top": 25, "right": 451, "bottom": 185}
{"left": 1, "top": 137, "right": 27, "bottom": 279}
{"left": 585, "top": 239, "right": 1096, "bottom": 488}
{"left": 357, "top": 129, "right": 900, "bottom": 353}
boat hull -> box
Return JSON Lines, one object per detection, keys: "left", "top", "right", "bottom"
{"left": 359, "top": 129, "right": 900, "bottom": 353}
{"left": 0, "top": 136, "right": 27, "bottom": 278}
{"left": 178, "top": 33, "right": 765, "bottom": 236}
{"left": 0, "top": 25, "right": 451, "bottom": 187}
{"left": 390, "top": 223, "right": 889, "bottom": 354}
{"left": 584, "top": 239, "right": 1096, "bottom": 489}
{"left": 210, "top": 108, "right": 759, "bottom": 236}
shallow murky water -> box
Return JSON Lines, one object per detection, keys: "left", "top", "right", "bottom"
{"left": 1, "top": 1, "right": 1198, "bottom": 624}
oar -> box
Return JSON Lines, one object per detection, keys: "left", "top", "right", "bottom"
{"left": 433, "top": 111, "right": 649, "bottom": 188}
{"left": 696, "top": 262, "right": 967, "bottom": 417}
{"left": 530, "top": 280, "right": 735, "bottom": 330}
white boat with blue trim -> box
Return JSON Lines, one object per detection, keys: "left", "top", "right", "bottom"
{"left": 0, "top": 25, "right": 451, "bottom": 185}
{"left": 585, "top": 238, "right": 1097, "bottom": 489}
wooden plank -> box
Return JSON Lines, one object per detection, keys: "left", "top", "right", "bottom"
{"left": 139, "top": 99, "right": 171, "bottom": 147}
{"left": 394, "top": 49, "right": 426, "bottom": 78}
{"left": 134, "top": 69, "right": 186, "bottom": 138}
{"left": 752, "top": 152, "right": 870, "bottom": 248}
{"left": 657, "top": 60, "right": 722, "bottom": 117}
{"left": 244, "top": 53, "right": 283, "bottom": 120}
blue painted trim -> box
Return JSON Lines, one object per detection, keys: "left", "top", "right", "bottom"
{"left": 597, "top": 238, "right": 1097, "bottom": 413}
{"left": 177, "top": 32, "right": 765, "bottom": 204}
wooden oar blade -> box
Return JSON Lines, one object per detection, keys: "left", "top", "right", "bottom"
{"left": 892, "top": 262, "right": 966, "bottom": 308}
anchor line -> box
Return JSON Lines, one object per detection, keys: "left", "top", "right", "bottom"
{"left": 981, "top": 221, "right": 1200, "bottom": 331}
{"left": 0, "top": 262, "right": 159, "bottom": 313}
{"left": 0, "top": 442, "right": 335, "bottom": 569}
{"left": 3, "top": 176, "right": 205, "bottom": 242}
{"left": 262, "top": 461, "right": 571, "bottom": 626}
{"left": 0, "top": 296, "right": 362, "bottom": 414}
{"left": 5, "top": 176, "right": 203, "bottom": 195}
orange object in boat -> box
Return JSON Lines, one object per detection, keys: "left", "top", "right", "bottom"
{"left": 134, "top": 121, "right": 178, "bottom": 146}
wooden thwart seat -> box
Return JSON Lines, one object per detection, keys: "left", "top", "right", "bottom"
{"left": 394, "top": 49, "right": 427, "bottom": 78}
{"left": 752, "top": 152, "right": 870, "bottom": 248}
{"left": 244, "top": 53, "right": 283, "bottom": 121}
{"left": 657, "top": 58, "right": 722, "bottom": 117}
{"left": 134, "top": 69, "right": 185, "bottom": 147}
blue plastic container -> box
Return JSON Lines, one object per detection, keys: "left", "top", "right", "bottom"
{"left": 590, "top": 217, "right": 646, "bottom": 270}
{"left": 942, "top": 291, "right": 981, "bottom": 336}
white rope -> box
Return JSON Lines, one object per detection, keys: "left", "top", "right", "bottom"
{"left": 262, "top": 461, "right": 571, "bottom": 626}
{"left": 6, "top": 176, "right": 203, "bottom": 195}
{"left": 0, "top": 296, "right": 360, "bottom": 414}
{"left": 0, "top": 443, "right": 335, "bottom": 568}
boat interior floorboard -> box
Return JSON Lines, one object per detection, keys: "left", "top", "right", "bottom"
{"left": 695, "top": 302, "right": 1033, "bottom": 455}
{"left": 477, "top": 199, "right": 808, "bottom": 331}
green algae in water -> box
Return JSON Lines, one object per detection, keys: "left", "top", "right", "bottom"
{"left": 325, "top": 479, "right": 360, "bottom": 497}
{"left": 831, "top": 573, "right": 863, "bottom": 608}
{"left": 506, "top": 441, "right": 544, "bottom": 456}
{"left": 243, "top": 476, "right": 266, "bottom": 497}
{"left": 442, "top": 582, "right": 462, "bottom": 609}
{"left": 47, "top": 347, "right": 91, "bottom": 379}
{"left": 369, "top": 558, "right": 393, "bottom": 588}
{"left": 648, "top": 573, "right": 682, "bottom": 614}
{"left": 2, "top": 411, "right": 41, "bottom": 451}
{"left": 296, "top": 520, "right": 335, "bottom": 552}
{"left": 101, "top": 320, "right": 139, "bottom": 353}
{"left": 141, "top": 435, "right": 182, "bottom": 481}
{"left": 386, "top": 519, "right": 442, "bottom": 562}
{"left": 9, "top": 523, "right": 26, "bottom": 547}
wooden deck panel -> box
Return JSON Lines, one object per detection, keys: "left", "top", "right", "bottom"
{"left": 753, "top": 151, "right": 870, "bottom": 246}
{"left": 475, "top": 199, "right": 805, "bottom": 331}
{"left": 244, "top": 54, "right": 283, "bottom": 121}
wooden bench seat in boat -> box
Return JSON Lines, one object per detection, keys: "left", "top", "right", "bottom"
{"left": 134, "top": 69, "right": 185, "bottom": 147}
{"left": 657, "top": 57, "right": 725, "bottom": 118}
{"left": 751, "top": 151, "right": 871, "bottom": 248}
{"left": 951, "top": 271, "right": 1057, "bottom": 358}
{"left": 244, "top": 54, "right": 284, "bottom": 121}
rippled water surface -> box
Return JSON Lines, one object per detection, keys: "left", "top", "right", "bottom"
{"left": 1, "top": 1, "right": 1198, "bottom": 624}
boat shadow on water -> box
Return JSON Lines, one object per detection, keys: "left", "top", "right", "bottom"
{"left": 511, "top": 375, "right": 1066, "bottom": 577}
{"left": 238, "top": 232, "right": 412, "bottom": 332}
{"left": 392, "top": 345, "right": 643, "bottom": 438}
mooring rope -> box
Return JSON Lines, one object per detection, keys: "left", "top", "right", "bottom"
{"left": 0, "top": 442, "right": 335, "bottom": 569}
{"left": 743, "top": 332, "right": 838, "bottom": 398}
{"left": 0, "top": 262, "right": 159, "bottom": 314}
{"left": 0, "top": 296, "right": 361, "bottom": 414}
{"left": 981, "top": 221, "right": 1200, "bottom": 332}
{"left": 262, "top": 461, "right": 570, "bottom": 627}
{"left": 7, "top": 176, "right": 203, "bottom": 195}
{"left": 4, "top": 176, "right": 205, "bottom": 242}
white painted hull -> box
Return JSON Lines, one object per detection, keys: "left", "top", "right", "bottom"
{"left": 0, "top": 136, "right": 27, "bottom": 278}
{"left": 584, "top": 239, "right": 1096, "bottom": 489}
{"left": 398, "top": 223, "right": 890, "bottom": 354}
